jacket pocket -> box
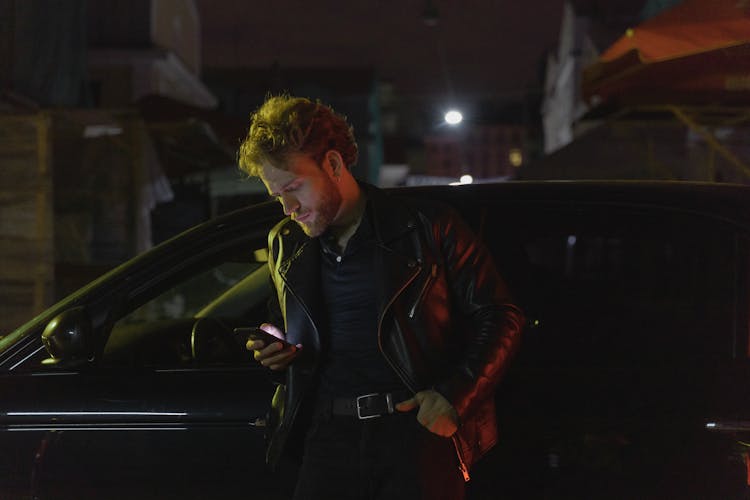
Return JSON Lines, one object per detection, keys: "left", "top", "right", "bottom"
{"left": 408, "top": 263, "right": 438, "bottom": 319}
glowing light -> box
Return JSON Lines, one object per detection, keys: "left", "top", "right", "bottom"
{"left": 459, "top": 175, "right": 473, "bottom": 184}
{"left": 706, "top": 422, "right": 717, "bottom": 428}
{"left": 509, "top": 148, "right": 523, "bottom": 167}
{"left": 444, "top": 110, "right": 463, "bottom": 125}
{"left": 83, "top": 125, "right": 123, "bottom": 138}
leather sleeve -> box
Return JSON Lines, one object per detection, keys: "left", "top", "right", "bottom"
{"left": 432, "top": 208, "right": 525, "bottom": 420}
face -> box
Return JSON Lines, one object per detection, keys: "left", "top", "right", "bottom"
{"left": 260, "top": 153, "right": 342, "bottom": 237}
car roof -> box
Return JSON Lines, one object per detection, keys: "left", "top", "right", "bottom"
{"left": 215, "top": 180, "right": 750, "bottom": 230}
{"left": 389, "top": 180, "right": 750, "bottom": 227}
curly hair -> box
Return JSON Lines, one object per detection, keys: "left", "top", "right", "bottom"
{"left": 238, "top": 95, "right": 359, "bottom": 177}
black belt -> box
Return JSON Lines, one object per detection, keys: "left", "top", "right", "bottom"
{"left": 318, "top": 390, "right": 412, "bottom": 420}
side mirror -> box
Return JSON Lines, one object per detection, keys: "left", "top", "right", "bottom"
{"left": 41, "top": 307, "right": 94, "bottom": 367}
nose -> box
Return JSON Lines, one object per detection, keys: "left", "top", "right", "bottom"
{"left": 279, "top": 193, "right": 300, "bottom": 216}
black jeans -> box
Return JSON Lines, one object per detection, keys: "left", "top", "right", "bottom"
{"left": 292, "top": 412, "right": 465, "bottom": 500}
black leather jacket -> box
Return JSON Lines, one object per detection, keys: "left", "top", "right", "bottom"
{"left": 265, "top": 184, "right": 524, "bottom": 475}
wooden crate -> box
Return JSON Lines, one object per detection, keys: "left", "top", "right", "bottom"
{"left": 0, "top": 113, "right": 54, "bottom": 335}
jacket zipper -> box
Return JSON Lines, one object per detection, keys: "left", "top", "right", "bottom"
{"left": 377, "top": 264, "right": 421, "bottom": 391}
{"left": 378, "top": 262, "right": 470, "bottom": 482}
{"left": 451, "top": 435, "right": 471, "bottom": 482}
{"left": 408, "top": 263, "right": 438, "bottom": 319}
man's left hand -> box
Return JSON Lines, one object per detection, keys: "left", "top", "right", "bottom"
{"left": 395, "top": 389, "right": 458, "bottom": 437}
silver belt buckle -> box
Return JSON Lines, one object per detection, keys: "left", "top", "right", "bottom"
{"left": 356, "top": 393, "right": 381, "bottom": 420}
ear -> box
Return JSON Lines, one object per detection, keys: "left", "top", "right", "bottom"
{"left": 325, "top": 150, "right": 345, "bottom": 178}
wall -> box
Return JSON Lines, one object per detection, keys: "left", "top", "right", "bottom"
{"left": 0, "top": 114, "right": 54, "bottom": 335}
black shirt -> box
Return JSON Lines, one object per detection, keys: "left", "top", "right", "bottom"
{"left": 317, "top": 204, "right": 405, "bottom": 398}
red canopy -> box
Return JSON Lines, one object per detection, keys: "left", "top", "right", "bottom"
{"left": 582, "top": 0, "right": 750, "bottom": 107}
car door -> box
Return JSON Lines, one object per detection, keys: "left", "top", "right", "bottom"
{"left": 0, "top": 203, "right": 294, "bottom": 500}
{"left": 471, "top": 199, "right": 750, "bottom": 499}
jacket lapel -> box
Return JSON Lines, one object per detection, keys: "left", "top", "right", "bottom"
{"left": 366, "top": 184, "right": 423, "bottom": 320}
{"left": 275, "top": 184, "right": 423, "bottom": 345}
{"left": 277, "top": 234, "right": 323, "bottom": 350}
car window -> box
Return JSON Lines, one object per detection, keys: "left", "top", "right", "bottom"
{"left": 102, "top": 250, "right": 270, "bottom": 368}
{"left": 482, "top": 204, "right": 740, "bottom": 365}
{"left": 118, "top": 262, "right": 262, "bottom": 325}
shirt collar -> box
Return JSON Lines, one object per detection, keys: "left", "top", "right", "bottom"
{"left": 320, "top": 200, "right": 373, "bottom": 257}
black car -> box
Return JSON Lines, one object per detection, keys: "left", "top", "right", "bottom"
{"left": 2, "top": 181, "right": 750, "bottom": 499}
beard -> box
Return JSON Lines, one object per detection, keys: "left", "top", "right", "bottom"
{"left": 296, "top": 175, "right": 342, "bottom": 237}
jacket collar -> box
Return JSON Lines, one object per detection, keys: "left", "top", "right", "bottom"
{"left": 275, "top": 182, "right": 418, "bottom": 259}
{"left": 275, "top": 182, "right": 422, "bottom": 329}
{"left": 360, "top": 182, "right": 418, "bottom": 247}
{"left": 359, "top": 183, "right": 423, "bottom": 325}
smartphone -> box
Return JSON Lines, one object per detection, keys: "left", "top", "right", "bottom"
{"left": 234, "top": 327, "right": 293, "bottom": 350}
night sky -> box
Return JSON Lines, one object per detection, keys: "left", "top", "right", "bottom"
{"left": 197, "top": 0, "right": 568, "bottom": 104}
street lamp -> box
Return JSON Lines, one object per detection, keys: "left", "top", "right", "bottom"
{"left": 444, "top": 110, "right": 463, "bottom": 125}
{"left": 450, "top": 174, "right": 474, "bottom": 186}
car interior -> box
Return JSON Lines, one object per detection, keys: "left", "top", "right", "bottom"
{"left": 102, "top": 247, "right": 271, "bottom": 368}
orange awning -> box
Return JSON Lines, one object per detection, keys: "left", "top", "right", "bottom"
{"left": 583, "top": 0, "right": 750, "bottom": 107}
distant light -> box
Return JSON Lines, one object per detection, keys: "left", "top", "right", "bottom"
{"left": 706, "top": 422, "right": 717, "bottom": 428}
{"left": 509, "top": 148, "right": 523, "bottom": 167}
{"left": 459, "top": 174, "right": 473, "bottom": 184}
{"left": 422, "top": 1, "right": 439, "bottom": 26}
{"left": 444, "top": 110, "right": 463, "bottom": 125}
{"left": 83, "top": 125, "right": 123, "bottom": 138}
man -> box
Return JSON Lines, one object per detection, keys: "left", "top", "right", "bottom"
{"left": 238, "top": 95, "right": 524, "bottom": 500}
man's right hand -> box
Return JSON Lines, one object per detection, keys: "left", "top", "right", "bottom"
{"left": 246, "top": 323, "right": 301, "bottom": 370}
